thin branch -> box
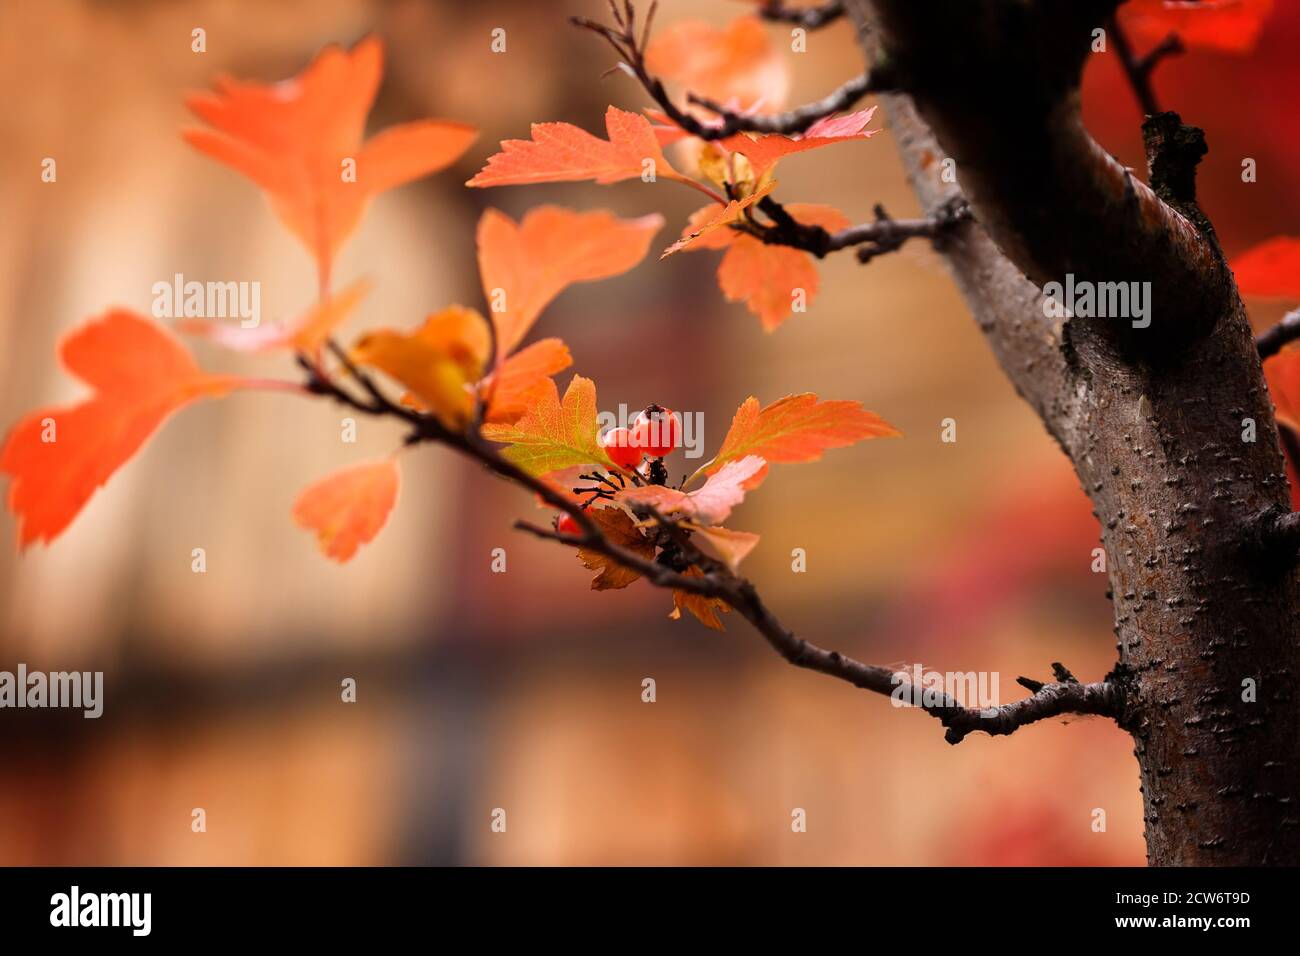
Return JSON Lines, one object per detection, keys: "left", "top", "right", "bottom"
{"left": 757, "top": 0, "right": 845, "bottom": 29}
{"left": 573, "top": 5, "right": 892, "bottom": 142}
{"left": 295, "top": 349, "right": 1122, "bottom": 744}
{"left": 1256, "top": 308, "right": 1300, "bottom": 360}
{"left": 1107, "top": 15, "right": 1184, "bottom": 118}
{"left": 750, "top": 195, "right": 971, "bottom": 261}
{"left": 687, "top": 71, "right": 885, "bottom": 137}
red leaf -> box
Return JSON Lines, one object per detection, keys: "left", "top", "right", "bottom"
{"left": 1231, "top": 236, "right": 1300, "bottom": 298}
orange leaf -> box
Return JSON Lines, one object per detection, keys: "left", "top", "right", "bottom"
{"left": 486, "top": 338, "right": 573, "bottom": 424}
{"left": 184, "top": 37, "right": 476, "bottom": 288}
{"left": 701, "top": 393, "right": 900, "bottom": 480}
{"left": 669, "top": 567, "right": 731, "bottom": 631}
{"left": 645, "top": 16, "right": 789, "bottom": 112}
{"left": 179, "top": 277, "right": 371, "bottom": 358}
{"left": 292, "top": 458, "right": 400, "bottom": 562}
{"left": 1231, "top": 236, "right": 1300, "bottom": 299}
{"left": 677, "top": 202, "right": 848, "bottom": 328}
{"left": 477, "top": 206, "right": 663, "bottom": 355}
{"left": 576, "top": 506, "right": 655, "bottom": 590}
{"left": 621, "top": 455, "right": 767, "bottom": 525}
{"left": 467, "top": 106, "right": 687, "bottom": 188}
{"left": 716, "top": 237, "right": 821, "bottom": 330}
{"left": 1122, "top": 0, "right": 1274, "bottom": 54}
{"left": 350, "top": 305, "right": 490, "bottom": 427}
{"left": 661, "top": 181, "right": 776, "bottom": 258}
{"left": 1, "top": 310, "right": 241, "bottom": 549}
{"left": 718, "top": 108, "right": 879, "bottom": 177}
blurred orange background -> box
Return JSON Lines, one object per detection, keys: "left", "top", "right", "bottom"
{"left": 3, "top": 0, "right": 1294, "bottom": 866}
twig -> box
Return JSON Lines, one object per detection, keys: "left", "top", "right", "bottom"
{"left": 295, "top": 345, "right": 1122, "bottom": 744}
{"left": 757, "top": 0, "right": 845, "bottom": 29}
{"left": 573, "top": 4, "right": 892, "bottom": 142}
{"left": 749, "top": 195, "right": 972, "bottom": 261}
{"left": 687, "top": 72, "right": 885, "bottom": 137}
{"left": 1108, "top": 15, "right": 1184, "bottom": 118}
{"left": 1256, "top": 308, "right": 1300, "bottom": 360}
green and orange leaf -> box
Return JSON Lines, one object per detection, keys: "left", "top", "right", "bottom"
{"left": 183, "top": 36, "right": 476, "bottom": 288}
{"left": 1, "top": 310, "right": 242, "bottom": 549}
{"left": 292, "top": 457, "right": 400, "bottom": 562}
{"left": 477, "top": 206, "right": 663, "bottom": 356}
{"left": 467, "top": 106, "right": 688, "bottom": 188}
{"left": 481, "top": 375, "right": 614, "bottom": 476}
{"left": 699, "top": 393, "right": 899, "bottom": 481}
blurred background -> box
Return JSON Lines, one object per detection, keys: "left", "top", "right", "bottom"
{"left": 1, "top": 0, "right": 1297, "bottom": 866}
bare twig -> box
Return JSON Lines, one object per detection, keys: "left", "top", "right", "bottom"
{"left": 687, "top": 71, "right": 885, "bottom": 137}
{"left": 757, "top": 0, "right": 845, "bottom": 29}
{"left": 748, "top": 195, "right": 972, "bottom": 261}
{"left": 573, "top": 4, "right": 892, "bottom": 141}
{"left": 1107, "top": 15, "right": 1184, "bottom": 118}
{"left": 1257, "top": 308, "right": 1300, "bottom": 360}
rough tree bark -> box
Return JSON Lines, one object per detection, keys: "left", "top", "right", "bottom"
{"left": 845, "top": 0, "right": 1300, "bottom": 864}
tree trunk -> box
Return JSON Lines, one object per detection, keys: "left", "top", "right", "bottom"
{"left": 849, "top": 0, "right": 1300, "bottom": 864}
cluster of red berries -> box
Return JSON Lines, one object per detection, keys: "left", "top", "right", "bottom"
{"left": 553, "top": 405, "right": 683, "bottom": 538}
{"left": 600, "top": 404, "right": 683, "bottom": 470}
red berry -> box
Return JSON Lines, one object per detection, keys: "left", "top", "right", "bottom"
{"left": 631, "top": 405, "right": 681, "bottom": 458}
{"left": 601, "top": 425, "right": 644, "bottom": 470}
{"left": 555, "top": 512, "right": 581, "bottom": 537}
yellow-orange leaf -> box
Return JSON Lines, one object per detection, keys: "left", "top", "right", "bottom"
{"left": 576, "top": 507, "right": 655, "bottom": 590}
{"left": 622, "top": 455, "right": 767, "bottom": 525}
{"left": 485, "top": 338, "right": 574, "bottom": 424}
{"left": 292, "top": 458, "right": 400, "bottom": 562}
{"left": 1, "top": 310, "right": 241, "bottom": 549}
{"left": 669, "top": 567, "right": 731, "bottom": 631}
{"left": 481, "top": 375, "right": 614, "bottom": 477}
{"left": 701, "top": 393, "right": 900, "bottom": 480}
{"left": 467, "top": 106, "right": 687, "bottom": 188}
{"left": 645, "top": 16, "right": 789, "bottom": 112}
{"left": 477, "top": 206, "right": 663, "bottom": 356}
{"left": 179, "top": 278, "right": 371, "bottom": 358}
{"left": 686, "top": 523, "right": 761, "bottom": 571}
{"left": 350, "top": 305, "right": 490, "bottom": 427}
{"left": 184, "top": 37, "right": 476, "bottom": 288}
{"left": 661, "top": 181, "right": 776, "bottom": 258}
